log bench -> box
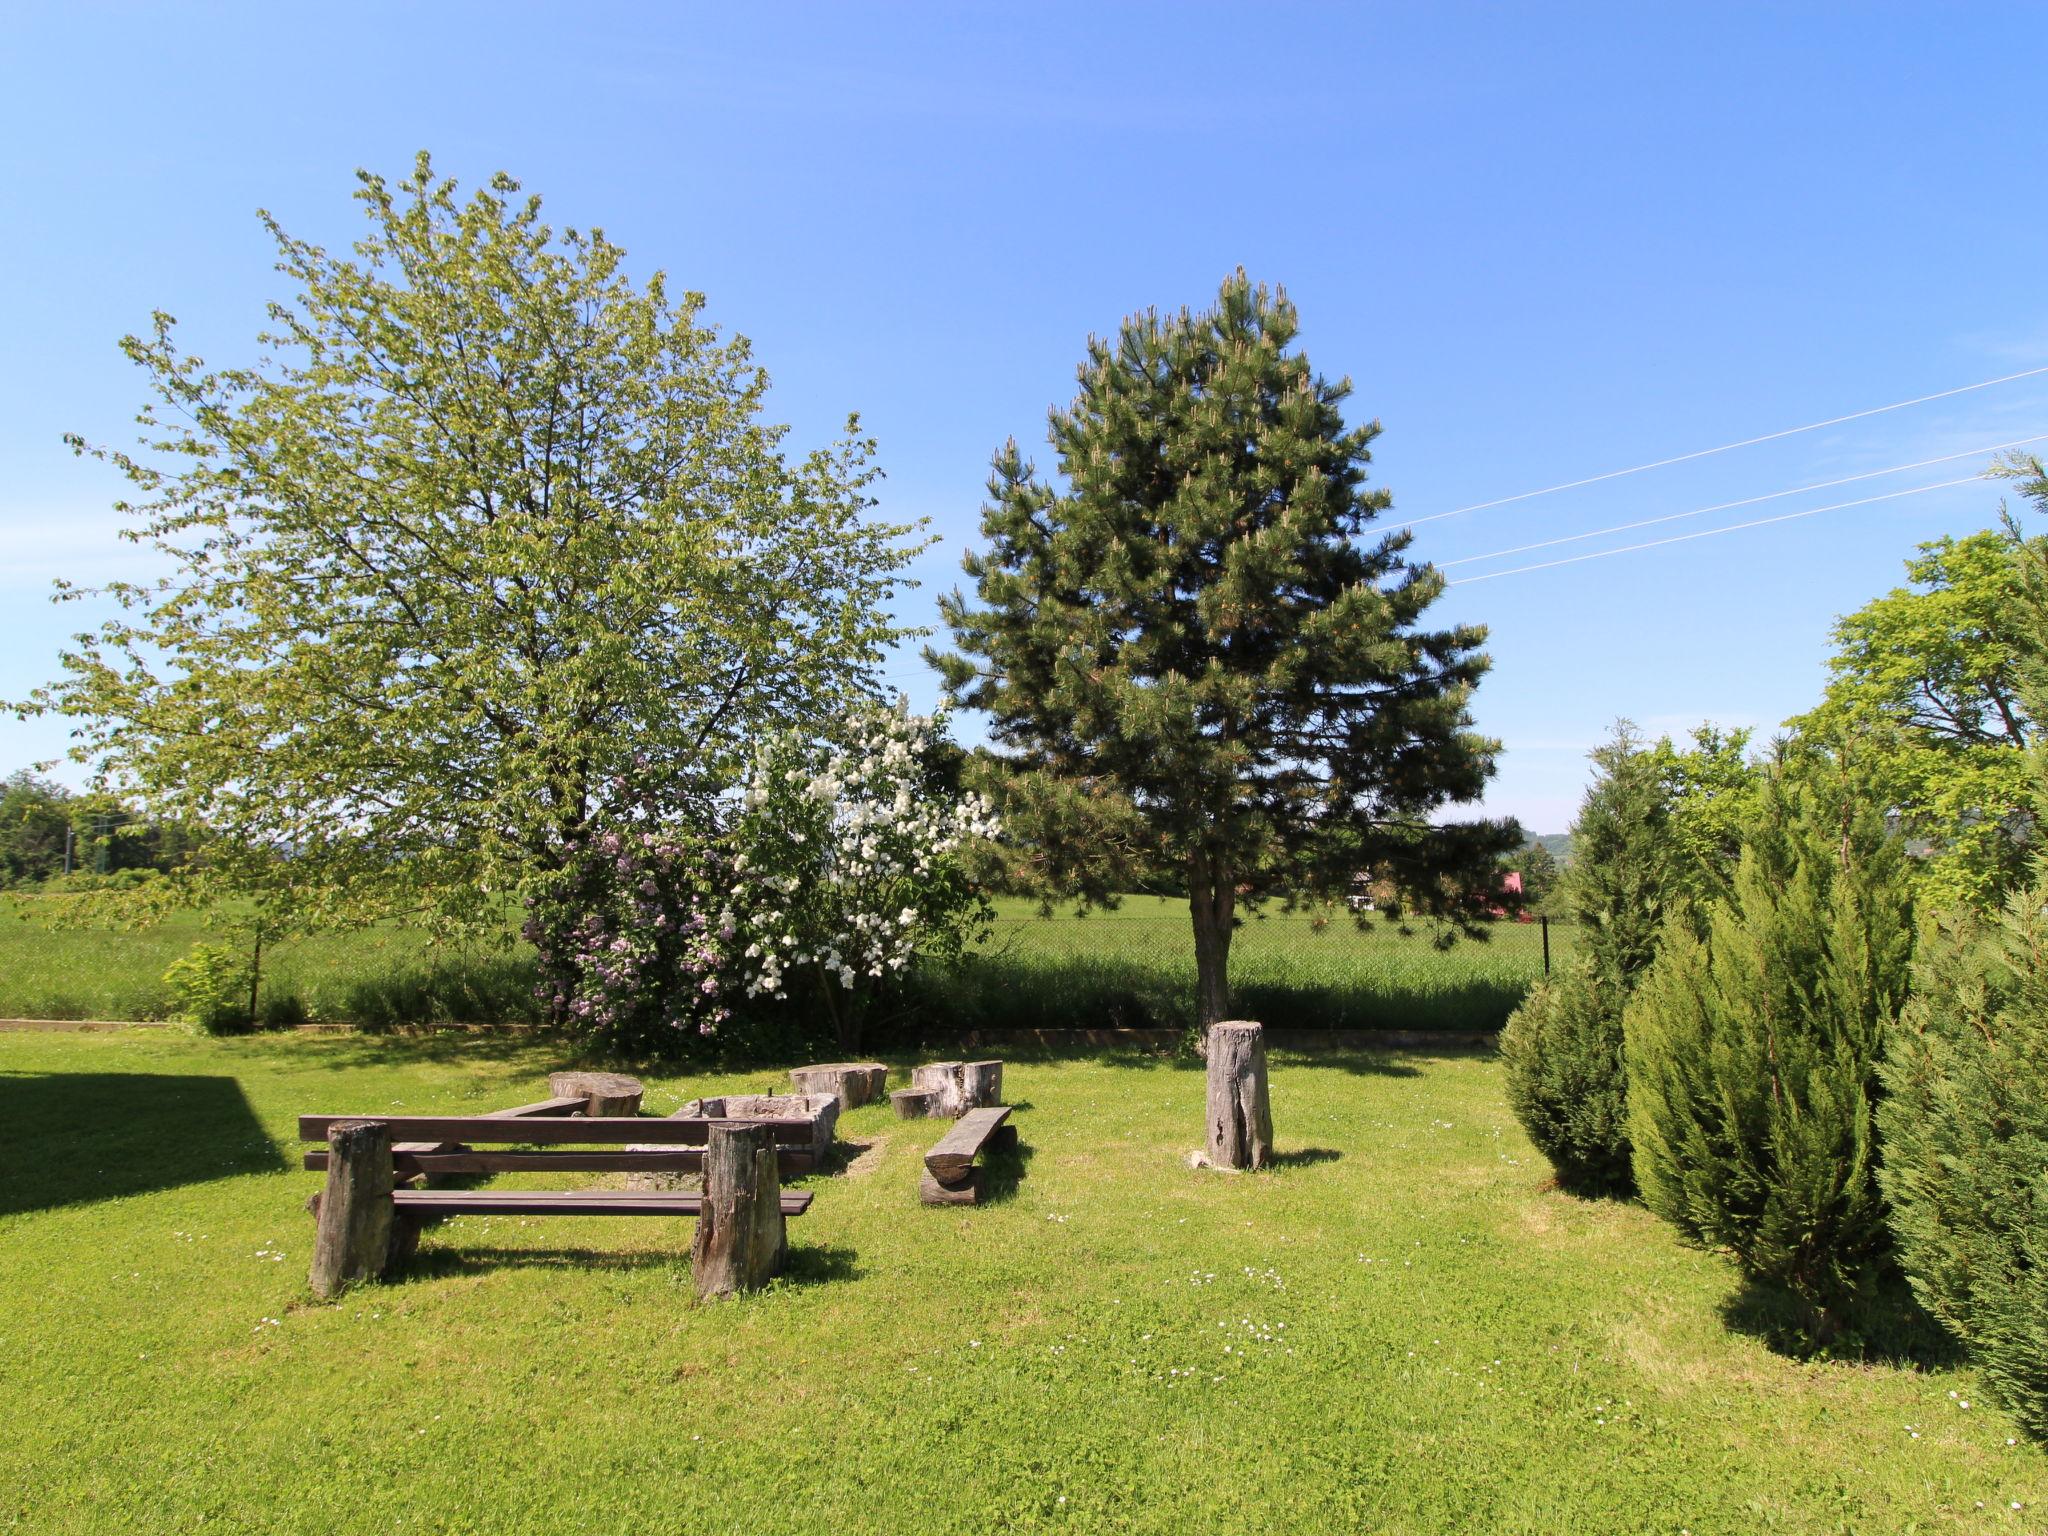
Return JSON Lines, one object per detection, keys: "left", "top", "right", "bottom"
{"left": 300, "top": 1111, "right": 814, "bottom": 1300}
{"left": 919, "top": 1105, "right": 1018, "bottom": 1206}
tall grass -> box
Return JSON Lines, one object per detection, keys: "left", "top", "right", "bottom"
{"left": 0, "top": 893, "right": 1567, "bottom": 1036}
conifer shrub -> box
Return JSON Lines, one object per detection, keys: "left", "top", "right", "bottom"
{"left": 1501, "top": 962, "right": 1633, "bottom": 1193}
{"left": 1879, "top": 892, "right": 2048, "bottom": 1437}
{"left": 1625, "top": 759, "right": 1914, "bottom": 1346}
{"left": 1502, "top": 728, "right": 1673, "bottom": 1195}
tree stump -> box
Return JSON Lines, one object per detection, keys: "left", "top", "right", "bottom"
{"left": 548, "top": 1071, "right": 644, "bottom": 1116}
{"left": 1204, "top": 1021, "right": 1273, "bottom": 1171}
{"left": 690, "top": 1123, "right": 786, "bottom": 1299}
{"left": 678, "top": 1093, "right": 838, "bottom": 1162}
{"left": 892, "top": 1088, "right": 939, "bottom": 1119}
{"left": 909, "top": 1060, "right": 1004, "bottom": 1117}
{"left": 309, "top": 1120, "right": 396, "bottom": 1298}
{"left": 788, "top": 1062, "right": 889, "bottom": 1109}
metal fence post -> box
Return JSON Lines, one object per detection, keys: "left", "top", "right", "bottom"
{"left": 1540, "top": 914, "right": 1550, "bottom": 977}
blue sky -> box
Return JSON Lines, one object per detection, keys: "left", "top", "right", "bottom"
{"left": 5, "top": 2, "right": 2047, "bottom": 833}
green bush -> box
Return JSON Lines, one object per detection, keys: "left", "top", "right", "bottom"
{"left": 1502, "top": 727, "right": 1676, "bottom": 1195}
{"left": 161, "top": 942, "right": 254, "bottom": 1033}
{"left": 1879, "top": 892, "right": 2048, "bottom": 1437}
{"left": 1501, "top": 963, "right": 1633, "bottom": 1194}
{"left": 1624, "top": 759, "right": 1914, "bottom": 1347}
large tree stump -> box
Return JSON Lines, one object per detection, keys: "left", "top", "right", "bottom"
{"left": 909, "top": 1060, "right": 1004, "bottom": 1118}
{"left": 690, "top": 1123, "right": 786, "bottom": 1299}
{"left": 309, "top": 1120, "right": 396, "bottom": 1298}
{"left": 788, "top": 1062, "right": 888, "bottom": 1109}
{"left": 548, "top": 1071, "right": 644, "bottom": 1116}
{"left": 1204, "top": 1021, "right": 1273, "bottom": 1171}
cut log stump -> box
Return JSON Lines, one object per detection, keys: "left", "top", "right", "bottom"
{"left": 788, "top": 1062, "right": 888, "bottom": 1109}
{"left": 1204, "top": 1020, "right": 1273, "bottom": 1172}
{"left": 891, "top": 1088, "right": 939, "bottom": 1119}
{"left": 907, "top": 1060, "right": 1004, "bottom": 1118}
{"left": 690, "top": 1123, "right": 786, "bottom": 1299}
{"left": 547, "top": 1071, "right": 644, "bottom": 1116}
{"left": 308, "top": 1120, "right": 396, "bottom": 1299}
{"left": 919, "top": 1168, "right": 981, "bottom": 1205}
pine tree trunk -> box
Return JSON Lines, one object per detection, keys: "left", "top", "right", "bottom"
{"left": 1189, "top": 854, "right": 1236, "bottom": 1031}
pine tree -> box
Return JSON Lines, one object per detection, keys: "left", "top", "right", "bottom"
{"left": 1501, "top": 726, "right": 1671, "bottom": 1195}
{"left": 932, "top": 272, "right": 1515, "bottom": 1026}
{"left": 1625, "top": 756, "right": 1914, "bottom": 1345}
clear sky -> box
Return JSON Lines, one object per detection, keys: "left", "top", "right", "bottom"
{"left": 6, "top": 2, "right": 2047, "bottom": 834}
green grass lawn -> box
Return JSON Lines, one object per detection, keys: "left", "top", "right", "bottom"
{"left": 0, "top": 892, "right": 1572, "bottom": 1035}
{"left": 2, "top": 1028, "right": 2037, "bottom": 1535}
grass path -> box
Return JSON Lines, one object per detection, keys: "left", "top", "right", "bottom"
{"left": 1, "top": 1029, "right": 2038, "bottom": 1534}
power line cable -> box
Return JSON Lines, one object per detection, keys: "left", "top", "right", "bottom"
{"left": 1438, "top": 434, "right": 2047, "bottom": 569}
{"left": 1446, "top": 474, "right": 1984, "bottom": 587}
{"left": 1402, "top": 364, "right": 2048, "bottom": 529}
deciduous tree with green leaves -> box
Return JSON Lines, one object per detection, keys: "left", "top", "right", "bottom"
{"left": 15, "top": 154, "right": 921, "bottom": 949}
{"left": 1792, "top": 528, "right": 2034, "bottom": 910}
{"left": 932, "top": 272, "right": 1516, "bottom": 1027}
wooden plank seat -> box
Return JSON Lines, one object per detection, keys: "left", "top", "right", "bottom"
{"left": 391, "top": 1188, "right": 813, "bottom": 1217}
{"left": 390, "top": 1094, "right": 592, "bottom": 1185}
{"left": 306, "top": 1146, "right": 817, "bottom": 1177}
{"left": 919, "top": 1105, "right": 1018, "bottom": 1206}
{"left": 299, "top": 1114, "right": 821, "bottom": 1145}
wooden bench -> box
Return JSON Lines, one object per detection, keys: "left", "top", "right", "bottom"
{"left": 301, "top": 1110, "right": 813, "bottom": 1300}
{"left": 919, "top": 1105, "right": 1018, "bottom": 1205}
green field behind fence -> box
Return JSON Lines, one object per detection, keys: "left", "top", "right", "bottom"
{"left": 0, "top": 893, "right": 1574, "bottom": 1037}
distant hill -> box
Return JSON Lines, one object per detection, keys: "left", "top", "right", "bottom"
{"left": 1529, "top": 832, "right": 1573, "bottom": 865}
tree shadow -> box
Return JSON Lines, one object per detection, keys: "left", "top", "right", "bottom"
{"left": 1267, "top": 1146, "right": 1344, "bottom": 1169}
{"left": 1717, "top": 1271, "right": 1964, "bottom": 1370}
{"left": 0, "top": 1070, "right": 286, "bottom": 1217}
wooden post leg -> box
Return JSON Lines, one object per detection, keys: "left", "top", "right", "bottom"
{"left": 309, "top": 1120, "right": 395, "bottom": 1299}
{"left": 691, "top": 1123, "right": 785, "bottom": 1299}
{"left": 1205, "top": 1020, "right": 1273, "bottom": 1171}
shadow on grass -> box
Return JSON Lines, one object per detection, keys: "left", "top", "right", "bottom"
{"left": 1717, "top": 1270, "right": 1964, "bottom": 1370}
{"left": 405, "top": 1245, "right": 681, "bottom": 1279}
{"left": 403, "top": 1240, "right": 863, "bottom": 1290}
{"left": 978, "top": 1136, "right": 1037, "bottom": 1206}
{"left": 778, "top": 1242, "right": 862, "bottom": 1288}
{"left": 1268, "top": 1146, "right": 1344, "bottom": 1168}
{"left": 0, "top": 1070, "right": 286, "bottom": 1217}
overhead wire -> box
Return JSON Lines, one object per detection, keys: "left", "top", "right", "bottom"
{"left": 1445, "top": 474, "right": 1985, "bottom": 586}
{"left": 1436, "top": 433, "right": 2047, "bottom": 569}
{"left": 1400, "top": 363, "right": 2048, "bottom": 528}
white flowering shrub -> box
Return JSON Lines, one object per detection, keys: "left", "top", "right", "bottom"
{"left": 728, "top": 704, "right": 998, "bottom": 1050}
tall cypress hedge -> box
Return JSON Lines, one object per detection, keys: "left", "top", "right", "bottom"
{"left": 1624, "top": 758, "right": 1914, "bottom": 1346}
{"left": 1879, "top": 885, "right": 2048, "bottom": 1434}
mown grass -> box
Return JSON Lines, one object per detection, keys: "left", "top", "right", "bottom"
{"left": 0, "top": 1028, "right": 2038, "bottom": 1535}
{"left": 0, "top": 894, "right": 1570, "bottom": 1037}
